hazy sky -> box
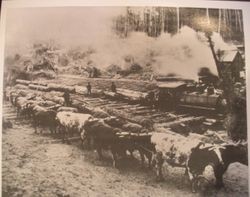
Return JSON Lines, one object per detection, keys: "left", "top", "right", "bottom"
{"left": 5, "top": 7, "right": 126, "bottom": 53}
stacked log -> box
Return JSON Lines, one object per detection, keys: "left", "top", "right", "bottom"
{"left": 104, "top": 107, "right": 154, "bottom": 130}
{"left": 29, "top": 84, "right": 50, "bottom": 92}
{"left": 80, "top": 105, "right": 110, "bottom": 118}
{"left": 116, "top": 131, "right": 152, "bottom": 138}
{"left": 44, "top": 91, "right": 63, "bottom": 97}
{"left": 103, "top": 91, "right": 123, "bottom": 100}
{"left": 16, "top": 79, "right": 31, "bottom": 85}
{"left": 116, "top": 88, "right": 147, "bottom": 102}
{"left": 74, "top": 85, "right": 103, "bottom": 96}
{"left": 14, "top": 84, "right": 29, "bottom": 90}
{"left": 32, "top": 81, "right": 47, "bottom": 86}
{"left": 48, "top": 83, "right": 75, "bottom": 93}
{"left": 57, "top": 106, "right": 78, "bottom": 113}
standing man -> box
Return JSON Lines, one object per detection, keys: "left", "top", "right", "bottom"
{"left": 147, "top": 90, "right": 155, "bottom": 109}
{"left": 63, "top": 90, "right": 70, "bottom": 107}
{"left": 207, "top": 83, "right": 215, "bottom": 95}
{"left": 157, "top": 90, "right": 165, "bottom": 111}
{"left": 111, "top": 82, "right": 117, "bottom": 93}
{"left": 87, "top": 82, "right": 92, "bottom": 95}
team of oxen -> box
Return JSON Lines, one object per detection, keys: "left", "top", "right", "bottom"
{"left": 5, "top": 87, "right": 248, "bottom": 193}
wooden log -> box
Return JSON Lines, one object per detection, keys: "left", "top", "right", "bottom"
{"left": 57, "top": 107, "right": 78, "bottom": 112}
{"left": 107, "top": 103, "right": 130, "bottom": 109}
{"left": 72, "top": 97, "right": 88, "bottom": 105}
{"left": 126, "top": 106, "right": 150, "bottom": 111}
{"left": 14, "top": 84, "right": 29, "bottom": 90}
{"left": 31, "top": 81, "right": 47, "bottom": 86}
{"left": 82, "top": 98, "right": 102, "bottom": 102}
{"left": 3, "top": 114, "right": 17, "bottom": 118}
{"left": 16, "top": 79, "right": 31, "bottom": 85}
{"left": 3, "top": 110, "right": 16, "bottom": 115}
{"left": 75, "top": 86, "right": 102, "bottom": 95}
{"left": 104, "top": 89, "right": 146, "bottom": 102}
{"left": 104, "top": 107, "right": 153, "bottom": 129}
{"left": 90, "top": 101, "right": 112, "bottom": 107}
{"left": 86, "top": 99, "right": 107, "bottom": 104}
{"left": 103, "top": 91, "right": 117, "bottom": 98}
{"left": 132, "top": 109, "right": 156, "bottom": 115}
{"left": 156, "top": 116, "right": 205, "bottom": 129}
{"left": 3, "top": 117, "right": 21, "bottom": 121}
{"left": 119, "top": 104, "right": 139, "bottom": 109}
{"left": 29, "top": 84, "right": 49, "bottom": 91}
{"left": 3, "top": 111, "right": 15, "bottom": 115}
{"left": 102, "top": 102, "right": 123, "bottom": 107}
{"left": 151, "top": 113, "right": 167, "bottom": 118}
{"left": 116, "top": 88, "right": 147, "bottom": 101}
{"left": 47, "top": 83, "right": 75, "bottom": 93}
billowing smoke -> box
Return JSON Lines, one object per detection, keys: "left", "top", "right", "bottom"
{"left": 5, "top": 7, "right": 237, "bottom": 80}
{"left": 71, "top": 26, "right": 236, "bottom": 80}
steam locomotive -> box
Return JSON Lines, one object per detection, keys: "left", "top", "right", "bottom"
{"left": 154, "top": 81, "right": 227, "bottom": 113}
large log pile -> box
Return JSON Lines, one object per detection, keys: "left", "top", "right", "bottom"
{"left": 13, "top": 78, "right": 215, "bottom": 137}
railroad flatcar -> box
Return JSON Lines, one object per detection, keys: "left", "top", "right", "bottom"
{"left": 179, "top": 92, "right": 226, "bottom": 113}
{"left": 155, "top": 82, "right": 226, "bottom": 113}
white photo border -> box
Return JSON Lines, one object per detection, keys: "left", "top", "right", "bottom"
{"left": 0, "top": 0, "right": 249, "bottom": 192}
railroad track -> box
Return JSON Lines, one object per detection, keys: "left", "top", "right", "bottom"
{"left": 70, "top": 93, "right": 209, "bottom": 130}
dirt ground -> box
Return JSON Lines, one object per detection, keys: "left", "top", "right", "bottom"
{"left": 2, "top": 103, "right": 249, "bottom": 197}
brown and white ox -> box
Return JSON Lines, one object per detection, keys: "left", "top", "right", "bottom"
{"left": 151, "top": 130, "right": 248, "bottom": 192}
{"left": 151, "top": 131, "right": 202, "bottom": 181}
{"left": 186, "top": 141, "right": 248, "bottom": 191}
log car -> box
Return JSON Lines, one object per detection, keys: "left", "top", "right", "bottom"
{"left": 179, "top": 92, "right": 226, "bottom": 113}
{"left": 156, "top": 81, "right": 226, "bottom": 113}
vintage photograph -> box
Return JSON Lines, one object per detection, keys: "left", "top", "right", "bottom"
{"left": 1, "top": 3, "right": 248, "bottom": 197}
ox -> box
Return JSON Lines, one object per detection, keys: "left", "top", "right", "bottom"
{"left": 32, "top": 109, "right": 57, "bottom": 134}
{"left": 131, "top": 134, "right": 155, "bottom": 168}
{"left": 150, "top": 131, "right": 202, "bottom": 182}
{"left": 83, "top": 118, "right": 123, "bottom": 166}
{"left": 56, "top": 111, "right": 92, "bottom": 143}
{"left": 186, "top": 142, "right": 248, "bottom": 191}
{"left": 83, "top": 118, "right": 155, "bottom": 168}
{"left": 14, "top": 96, "right": 28, "bottom": 117}
{"left": 83, "top": 118, "right": 142, "bottom": 168}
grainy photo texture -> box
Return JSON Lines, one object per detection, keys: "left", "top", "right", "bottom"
{"left": 2, "top": 6, "right": 248, "bottom": 197}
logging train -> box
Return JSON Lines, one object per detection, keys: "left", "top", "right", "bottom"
{"left": 153, "top": 80, "right": 227, "bottom": 113}
{"left": 14, "top": 78, "right": 227, "bottom": 114}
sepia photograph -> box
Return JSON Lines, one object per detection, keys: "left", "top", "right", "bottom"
{"left": 1, "top": 1, "right": 249, "bottom": 196}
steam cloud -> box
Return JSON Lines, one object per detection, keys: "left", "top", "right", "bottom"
{"left": 5, "top": 7, "right": 237, "bottom": 80}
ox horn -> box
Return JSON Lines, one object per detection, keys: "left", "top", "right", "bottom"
{"left": 235, "top": 140, "right": 241, "bottom": 145}
{"left": 197, "top": 142, "right": 205, "bottom": 149}
{"left": 191, "top": 142, "right": 204, "bottom": 152}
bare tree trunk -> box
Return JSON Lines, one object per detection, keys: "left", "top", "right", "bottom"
{"left": 206, "top": 8, "right": 210, "bottom": 25}
{"left": 237, "top": 10, "right": 243, "bottom": 32}
{"left": 177, "top": 7, "right": 180, "bottom": 33}
{"left": 218, "top": 9, "right": 221, "bottom": 33}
